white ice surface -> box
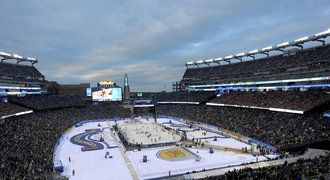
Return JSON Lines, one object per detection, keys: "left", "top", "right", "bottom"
{"left": 126, "top": 146, "right": 267, "bottom": 179}
{"left": 201, "top": 137, "right": 251, "bottom": 149}
{"left": 54, "top": 118, "right": 276, "bottom": 180}
{"left": 118, "top": 122, "right": 181, "bottom": 145}
{"left": 156, "top": 118, "right": 185, "bottom": 125}
{"left": 55, "top": 121, "right": 132, "bottom": 180}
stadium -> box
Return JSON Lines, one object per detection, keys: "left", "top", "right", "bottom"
{"left": 1, "top": 2, "right": 330, "bottom": 180}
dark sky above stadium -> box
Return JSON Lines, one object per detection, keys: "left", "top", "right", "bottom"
{"left": 0, "top": 0, "right": 329, "bottom": 91}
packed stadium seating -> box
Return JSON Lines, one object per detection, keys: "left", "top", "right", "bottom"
{"left": 0, "top": 101, "right": 30, "bottom": 117}
{"left": 210, "top": 91, "right": 330, "bottom": 111}
{"left": 201, "top": 154, "right": 330, "bottom": 180}
{"left": 1, "top": 37, "right": 329, "bottom": 180}
{"left": 0, "top": 62, "right": 46, "bottom": 82}
{"left": 157, "top": 104, "right": 329, "bottom": 150}
{"left": 0, "top": 104, "right": 131, "bottom": 179}
{"left": 10, "top": 95, "right": 86, "bottom": 110}
{"left": 134, "top": 106, "right": 154, "bottom": 116}
{"left": 325, "top": 110, "right": 330, "bottom": 115}
{"left": 155, "top": 91, "right": 215, "bottom": 103}
{"left": 182, "top": 45, "right": 330, "bottom": 85}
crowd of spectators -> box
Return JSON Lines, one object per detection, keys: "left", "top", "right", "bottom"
{"left": 156, "top": 104, "right": 329, "bottom": 150}
{"left": 10, "top": 95, "right": 86, "bottom": 110}
{"left": 0, "top": 62, "right": 45, "bottom": 82}
{"left": 0, "top": 101, "right": 30, "bottom": 117}
{"left": 134, "top": 106, "right": 154, "bottom": 117}
{"left": 210, "top": 91, "right": 330, "bottom": 111}
{"left": 182, "top": 44, "right": 330, "bottom": 85}
{"left": 0, "top": 103, "right": 131, "bottom": 179}
{"left": 201, "top": 154, "right": 330, "bottom": 180}
{"left": 0, "top": 90, "right": 328, "bottom": 179}
{"left": 155, "top": 91, "right": 215, "bottom": 103}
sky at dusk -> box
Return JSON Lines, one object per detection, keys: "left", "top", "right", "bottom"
{"left": 0, "top": 0, "right": 329, "bottom": 91}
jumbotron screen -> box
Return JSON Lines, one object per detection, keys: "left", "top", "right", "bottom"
{"left": 91, "top": 87, "right": 122, "bottom": 101}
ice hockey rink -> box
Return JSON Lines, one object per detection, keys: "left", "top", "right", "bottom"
{"left": 117, "top": 122, "right": 181, "bottom": 145}
{"left": 54, "top": 117, "right": 278, "bottom": 180}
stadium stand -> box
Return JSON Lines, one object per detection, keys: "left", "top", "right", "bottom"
{"left": 0, "top": 101, "right": 30, "bottom": 117}
{"left": 209, "top": 91, "right": 330, "bottom": 112}
{"left": 0, "top": 104, "right": 131, "bottom": 179}
{"left": 155, "top": 91, "right": 215, "bottom": 103}
{"left": 157, "top": 104, "right": 329, "bottom": 151}
{"left": 182, "top": 45, "right": 330, "bottom": 86}
{"left": 200, "top": 153, "right": 330, "bottom": 180}
{"left": 0, "top": 62, "right": 46, "bottom": 83}
{"left": 10, "top": 95, "right": 86, "bottom": 110}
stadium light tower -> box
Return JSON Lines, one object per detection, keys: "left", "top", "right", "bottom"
{"left": 185, "top": 61, "right": 196, "bottom": 68}
{"left": 224, "top": 55, "right": 233, "bottom": 63}
{"left": 26, "top": 57, "right": 38, "bottom": 66}
{"left": 247, "top": 49, "right": 259, "bottom": 60}
{"left": 276, "top": 42, "right": 291, "bottom": 52}
{"left": 124, "top": 74, "right": 130, "bottom": 102}
{"left": 196, "top": 60, "right": 205, "bottom": 68}
{"left": 293, "top": 36, "right": 309, "bottom": 49}
{"left": 204, "top": 59, "right": 214, "bottom": 67}
{"left": 214, "top": 57, "right": 223, "bottom": 65}
{"left": 0, "top": 51, "right": 12, "bottom": 62}
{"left": 12, "top": 54, "right": 23, "bottom": 64}
{"left": 185, "top": 28, "right": 330, "bottom": 68}
{"left": 312, "top": 29, "right": 330, "bottom": 45}
{"left": 235, "top": 53, "right": 245, "bottom": 62}
{"left": 261, "top": 46, "right": 273, "bottom": 57}
{"left": 0, "top": 51, "right": 38, "bottom": 65}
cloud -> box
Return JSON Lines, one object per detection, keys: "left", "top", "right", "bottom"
{"left": 0, "top": 0, "right": 329, "bottom": 91}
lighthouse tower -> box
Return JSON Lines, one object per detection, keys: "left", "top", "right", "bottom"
{"left": 123, "top": 74, "right": 130, "bottom": 101}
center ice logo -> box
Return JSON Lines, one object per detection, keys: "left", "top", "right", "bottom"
{"left": 157, "top": 147, "right": 193, "bottom": 161}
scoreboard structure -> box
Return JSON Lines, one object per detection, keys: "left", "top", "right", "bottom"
{"left": 86, "top": 81, "right": 123, "bottom": 102}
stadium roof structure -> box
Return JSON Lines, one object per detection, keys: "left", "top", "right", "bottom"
{"left": 185, "top": 28, "right": 330, "bottom": 67}
{"left": 0, "top": 51, "right": 38, "bottom": 65}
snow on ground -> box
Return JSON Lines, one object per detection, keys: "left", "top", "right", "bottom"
{"left": 54, "top": 120, "right": 132, "bottom": 180}
{"left": 156, "top": 118, "right": 185, "bottom": 125}
{"left": 91, "top": 128, "right": 117, "bottom": 147}
{"left": 186, "top": 130, "right": 226, "bottom": 139}
{"left": 185, "top": 129, "right": 251, "bottom": 149}
{"left": 126, "top": 145, "right": 267, "bottom": 179}
{"left": 202, "top": 137, "right": 251, "bottom": 149}
{"left": 136, "top": 117, "right": 156, "bottom": 123}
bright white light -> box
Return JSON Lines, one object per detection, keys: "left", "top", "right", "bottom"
{"left": 236, "top": 52, "right": 245, "bottom": 57}
{"left": 248, "top": 49, "right": 259, "bottom": 54}
{"left": 205, "top": 59, "right": 214, "bottom": 63}
{"left": 13, "top": 54, "right": 23, "bottom": 59}
{"left": 27, "top": 57, "right": 37, "bottom": 61}
{"left": 214, "top": 57, "right": 223, "bottom": 61}
{"left": 224, "top": 55, "right": 233, "bottom": 59}
{"left": 277, "top": 42, "right": 289, "bottom": 48}
{"left": 196, "top": 60, "right": 204, "bottom": 64}
{"left": 0, "top": 51, "right": 11, "bottom": 57}
{"left": 262, "top": 46, "right": 273, "bottom": 51}
{"left": 294, "top": 36, "right": 309, "bottom": 42}
{"left": 315, "top": 29, "right": 330, "bottom": 37}
{"left": 186, "top": 61, "right": 194, "bottom": 65}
